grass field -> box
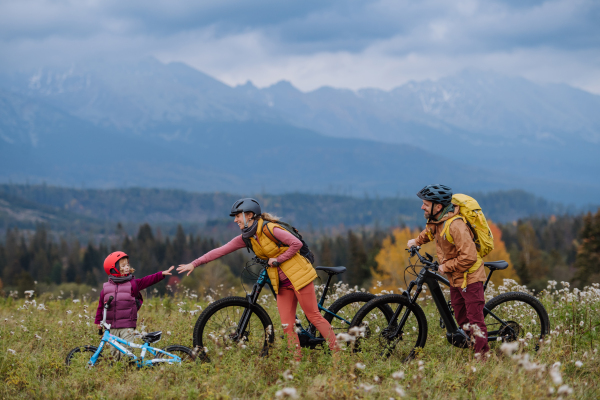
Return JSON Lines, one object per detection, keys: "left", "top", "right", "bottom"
{"left": 1, "top": 280, "right": 599, "bottom": 399}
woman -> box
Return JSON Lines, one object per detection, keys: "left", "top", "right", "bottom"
{"left": 176, "top": 198, "right": 338, "bottom": 359}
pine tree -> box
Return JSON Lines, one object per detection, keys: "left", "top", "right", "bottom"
{"left": 574, "top": 209, "right": 600, "bottom": 287}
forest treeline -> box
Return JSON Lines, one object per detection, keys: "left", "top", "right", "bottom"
{"left": 1, "top": 183, "right": 580, "bottom": 234}
{"left": 1, "top": 209, "right": 599, "bottom": 296}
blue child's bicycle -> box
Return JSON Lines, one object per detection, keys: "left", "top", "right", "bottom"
{"left": 65, "top": 295, "right": 196, "bottom": 367}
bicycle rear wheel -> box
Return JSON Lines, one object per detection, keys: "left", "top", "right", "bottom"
{"left": 324, "top": 292, "right": 394, "bottom": 335}
{"left": 159, "top": 345, "right": 196, "bottom": 364}
{"left": 65, "top": 345, "right": 102, "bottom": 367}
{"left": 484, "top": 291, "right": 550, "bottom": 351}
{"left": 193, "top": 296, "right": 274, "bottom": 363}
{"left": 350, "top": 294, "right": 428, "bottom": 362}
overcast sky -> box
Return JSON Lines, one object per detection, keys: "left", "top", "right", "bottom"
{"left": 1, "top": 0, "right": 599, "bottom": 93}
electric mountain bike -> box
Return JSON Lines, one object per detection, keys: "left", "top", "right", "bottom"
{"left": 192, "top": 257, "right": 394, "bottom": 362}
{"left": 349, "top": 246, "right": 550, "bottom": 361}
{"left": 65, "top": 295, "right": 196, "bottom": 367}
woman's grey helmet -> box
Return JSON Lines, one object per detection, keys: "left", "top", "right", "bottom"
{"left": 416, "top": 184, "right": 453, "bottom": 206}
{"left": 229, "top": 198, "right": 262, "bottom": 217}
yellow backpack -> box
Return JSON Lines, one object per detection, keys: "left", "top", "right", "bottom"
{"left": 440, "top": 194, "right": 494, "bottom": 289}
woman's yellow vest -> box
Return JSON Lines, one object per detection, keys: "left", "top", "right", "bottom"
{"left": 249, "top": 219, "right": 317, "bottom": 294}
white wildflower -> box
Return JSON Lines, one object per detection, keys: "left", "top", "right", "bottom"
{"left": 395, "top": 385, "right": 406, "bottom": 397}
{"left": 282, "top": 369, "right": 293, "bottom": 381}
{"left": 35, "top": 334, "right": 42, "bottom": 340}
{"left": 557, "top": 385, "right": 573, "bottom": 395}
{"left": 392, "top": 371, "right": 405, "bottom": 380}
{"left": 355, "top": 362, "right": 366, "bottom": 370}
{"left": 37, "top": 304, "right": 47, "bottom": 311}
{"left": 275, "top": 387, "right": 298, "bottom": 399}
{"left": 549, "top": 362, "right": 562, "bottom": 385}
{"left": 500, "top": 341, "right": 519, "bottom": 356}
{"left": 58, "top": 321, "right": 63, "bottom": 326}
{"left": 359, "top": 383, "right": 374, "bottom": 392}
{"left": 72, "top": 299, "right": 80, "bottom": 303}
{"left": 167, "top": 331, "right": 171, "bottom": 335}
{"left": 24, "top": 290, "right": 34, "bottom": 298}
{"left": 575, "top": 361, "right": 583, "bottom": 367}
{"left": 66, "top": 310, "right": 72, "bottom": 314}
{"left": 7, "top": 349, "right": 16, "bottom": 355}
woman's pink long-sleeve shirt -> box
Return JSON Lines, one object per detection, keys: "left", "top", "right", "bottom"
{"left": 191, "top": 227, "right": 303, "bottom": 287}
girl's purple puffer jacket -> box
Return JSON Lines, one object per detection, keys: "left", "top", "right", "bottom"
{"left": 94, "top": 272, "right": 164, "bottom": 329}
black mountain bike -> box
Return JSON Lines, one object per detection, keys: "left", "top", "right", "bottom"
{"left": 192, "top": 257, "right": 393, "bottom": 362}
{"left": 349, "top": 246, "right": 550, "bottom": 361}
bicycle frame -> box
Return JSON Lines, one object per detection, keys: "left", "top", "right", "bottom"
{"left": 388, "top": 249, "right": 518, "bottom": 348}
{"left": 89, "top": 331, "right": 182, "bottom": 367}
{"left": 91, "top": 296, "right": 182, "bottom": 367}
{"left": 237, "top": 259, "right": 351, "bottom": 348}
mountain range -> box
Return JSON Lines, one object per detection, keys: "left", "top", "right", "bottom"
{"left": 1, "top": 58, "right": 599, "bottom": 204}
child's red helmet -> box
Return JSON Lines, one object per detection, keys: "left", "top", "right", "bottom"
{"left": 104, "top": 251, "right": 128, "bottom": 277}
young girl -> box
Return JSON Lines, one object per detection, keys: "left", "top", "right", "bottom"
{"left": 177, "top": 198, "right": 339, "bottom": 360}
{"left": 94, "top": 251, "right": 174, "bottom": 360}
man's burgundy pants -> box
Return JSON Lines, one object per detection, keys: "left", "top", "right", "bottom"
{"left": 449, "top": 281, "right": 490, "bottom": 354}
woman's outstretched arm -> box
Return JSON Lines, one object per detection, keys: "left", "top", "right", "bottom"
{"left": 176, "top": 235, "right": 246, "bottom": 276}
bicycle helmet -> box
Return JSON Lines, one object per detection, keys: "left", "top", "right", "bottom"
{"left": 104, "top": 251, "right": 128, "bottom": 277}
{"left": 416, "top": 184, "right": 453, "bottom": 206}
{"left": 229, "top": 198, "right": 261, "bottom": 217}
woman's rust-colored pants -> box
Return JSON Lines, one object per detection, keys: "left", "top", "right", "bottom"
{"left": 277, "top": 281, "right": 337, "bottom": 359}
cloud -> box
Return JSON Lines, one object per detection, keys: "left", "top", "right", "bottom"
{"left": 0, "top": 0, "right": 599, "bottom": 93}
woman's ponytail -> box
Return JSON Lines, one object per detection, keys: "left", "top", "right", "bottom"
{"left": 261, "top": 212, "right": 281, "bottom": 223}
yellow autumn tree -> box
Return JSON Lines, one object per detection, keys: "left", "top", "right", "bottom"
{"left": 485, "top": 221, "right": 520, "bottom": 286}
{"left": 372, "top": 227, "right": 436, "bottom": 293}
{"left": 373, "top": 222, "right": 519, "bottom": 292}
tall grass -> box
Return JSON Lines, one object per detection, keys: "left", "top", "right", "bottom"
{"left": 1, "top": 281, "right": 598, "bottom": 399}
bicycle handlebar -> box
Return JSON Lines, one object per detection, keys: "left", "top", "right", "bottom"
{"left": 104, "top": 295, "right": 114, "bottom": 309}
{"left": 407, "top": 246, "right": 439, "bottom": 271}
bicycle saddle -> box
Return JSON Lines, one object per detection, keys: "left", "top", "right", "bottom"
{"left": 484, "top": 260, "right": 509, "bottom": 270}
{"left": 141, "top": 331, "right": 162, "bottom": 343}
{"left": 314, "top": 266, "right": 346, "bottom": 275}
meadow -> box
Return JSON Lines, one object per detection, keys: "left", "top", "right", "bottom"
{"left": 1, "top": 280, "right": 599, "bottom": 400}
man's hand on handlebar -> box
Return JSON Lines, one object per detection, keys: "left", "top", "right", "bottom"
{"left": 438, "top": 264, "right": 445, "bottom": 274}
{"left": 407, "top": 239, "right": 418, "bottom": 249}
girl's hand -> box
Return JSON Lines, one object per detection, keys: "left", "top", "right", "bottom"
{"left": 268, "top": 258, "right": 278, "bottom": 266}
{"left": 97, "top": 324, "right": 103, "bottom": 330}
{"left": 176, "top": 263, "right": 195, "bottom": 276}
{"left": 162, "top": 266, "right": 175, "bottom": 276}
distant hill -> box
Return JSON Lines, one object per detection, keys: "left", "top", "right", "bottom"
{"left": 1, "top": 59, "right": 599, "bottom": 203}
{"left": 0, "top": 184, "right": 573, "bottom": 235}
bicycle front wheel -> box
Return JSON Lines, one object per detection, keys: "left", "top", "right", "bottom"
{"left": 193, "top": 296, "right": 274, "bottom": 363}
{"left": 484, "top": 291, "right": 550, "bottom": 351}
{"left": 65, "top": 345, "right": 102, "bottom": 367}
{"left": 350, "top": 294, "right": 428, "bottom": 362}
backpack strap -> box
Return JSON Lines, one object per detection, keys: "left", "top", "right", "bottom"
{"left": 262, "top": 222, "right": 288, "bottom": 248}
{"left": 440, "top": 215, "right": 482, "bottom": 290}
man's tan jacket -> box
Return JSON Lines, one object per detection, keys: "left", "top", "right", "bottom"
{"left": 415, "top": 206, "right": 486, "bottom": 288}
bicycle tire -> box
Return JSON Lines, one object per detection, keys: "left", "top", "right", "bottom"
{"left": 350, "top": 294, "right": 428, "bottom": 362}
{"left": 484, "top": 291, "right": 550, "bottom": 350}
{"left": 159, "top": 345, "right": 196, "bottom": 364}
{"left": 324, "top": 292, "right": 394, "bottom": 334}
{"left": 65, "top": 345, "right": 101, "bottom": 367}
{"left": 193, "top": 296, "right": 274, "bottom": 363}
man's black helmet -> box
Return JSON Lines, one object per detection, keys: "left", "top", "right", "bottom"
{"left": 416, "top": 184, "right": 453, "bottom": 206}
{"left": 229, "top": 198, "right": 262, "bottom": 217}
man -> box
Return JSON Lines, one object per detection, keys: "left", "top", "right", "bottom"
{"left": 407, "top": 184, "right": 490, "bottom": 356}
